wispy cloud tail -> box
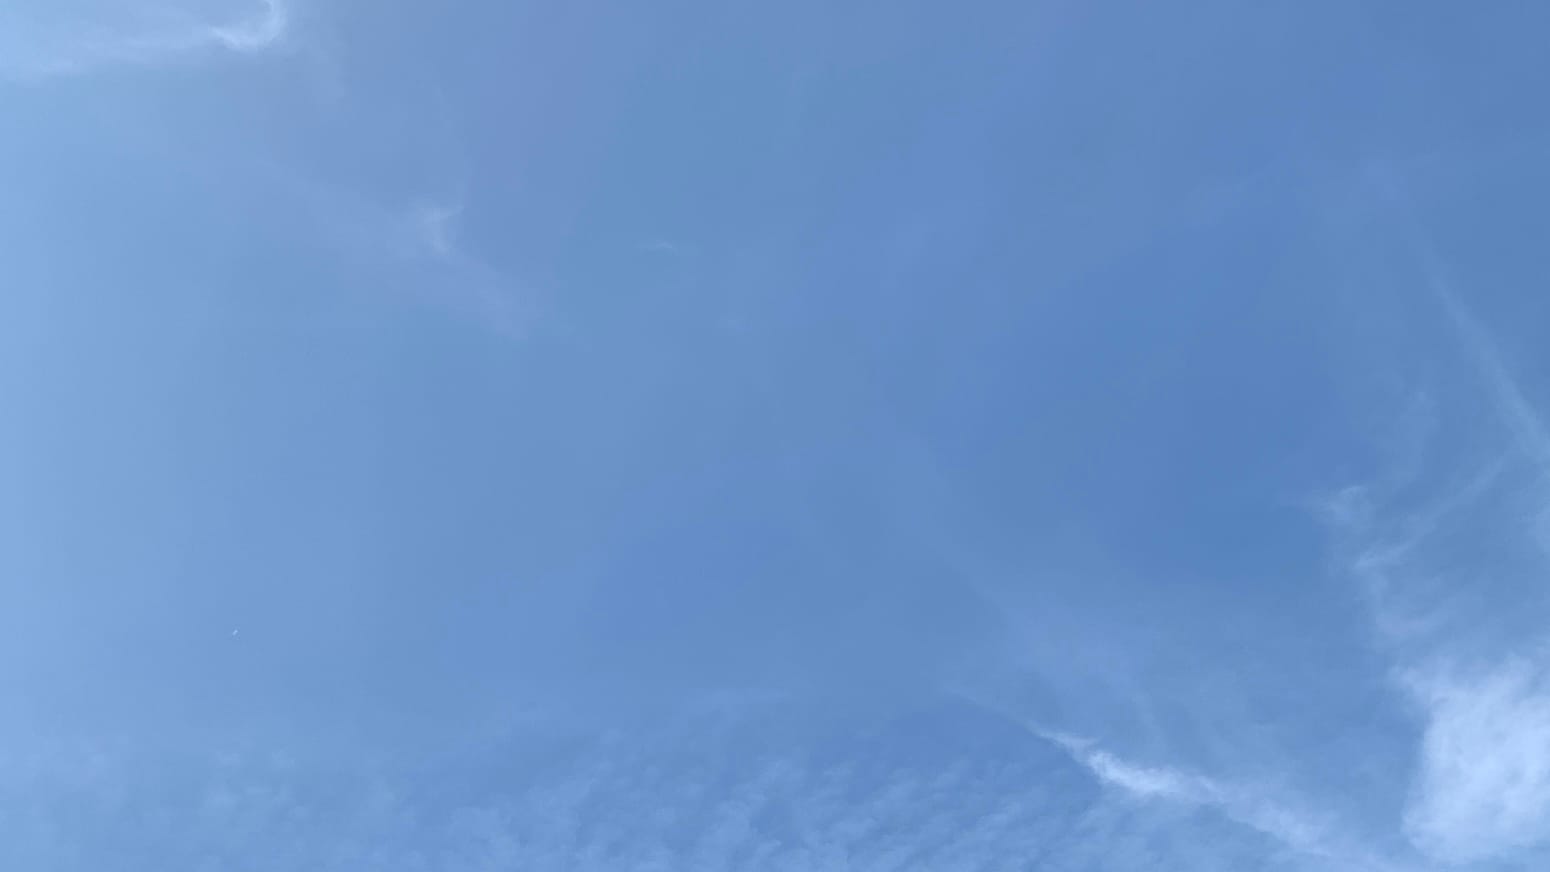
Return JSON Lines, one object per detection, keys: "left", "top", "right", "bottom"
{"left": 2, "top": 0, "right": 291, "bottom": 80}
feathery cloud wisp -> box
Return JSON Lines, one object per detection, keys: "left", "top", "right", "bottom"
{"left": 1324, "top": 189, "right": 1550, "bottom": 866}
{"left": 208, "top": 0, "right": 290, "bottom": 53}
{"left": 2, "top": 0, "right": 290, "bottom": 80}
{"left": 949, "top": 693, "right": 1386, "bottom": 869}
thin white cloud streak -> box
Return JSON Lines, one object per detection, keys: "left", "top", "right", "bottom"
{"left": 1065, "top": 741, "right": 1402, "bottom": 872}
{"left": 899, "top": 459, "right": 1401, "bottom": 869}
{"left": 1420, "top": 259, "right": 1550, "bottom": 478}
{"left": 950, "top": 692, "right": 1395, "bottom": 871}
{"left": 1380, "top": 167, "right": 1550, "bottom": 479}
{"left": 1077, "top": 747, "right": 1219, "bottom": 804}
{"left": 3, "top": 0, "right": 290, "bottom": 80}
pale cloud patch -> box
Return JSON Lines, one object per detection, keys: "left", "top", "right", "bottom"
{"left": 1401, "top": 658, "right": 1550, "bottom": 864}
{"left": 1330, "top": 432, "right": 1550, "bottom": 865}
{"left": 1334, "top": 489, "right": 1550, "bottom": 866}
{"left": 240, "top": 155, "right": 530, "bottom": 335}
{"left": 1, "top": 0, "right": 290, "bottom": 80}
{"left": 397, "top": 197, "right": 530, "bottom": 336}
{"left": 413, "top": 203, "right": 464, "bottom": 261}
{"left": 208, "top": 0, "right": 289, "bottom": 53}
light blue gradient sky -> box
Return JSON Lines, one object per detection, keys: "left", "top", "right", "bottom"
{"left": 5, "top": 2, "right": 1550, "bottom": 869}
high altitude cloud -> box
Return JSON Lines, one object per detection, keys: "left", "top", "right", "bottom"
{"left": 1402, "top": 659, "right": 1550, "bottom": 864}
{"left": 1326, "top": 206, "right": 1550, "bottom": 866}
{"left": 0, "top": 702, "right": 1315, "bottom": 872}
{"left": 0, "top": 0, "right": 289, "bottom": 80}
{"left": 1339, "top": 485, "right": 1550, "bottom": 866}
{"left": 947, "top": 692, "right": 1392, "bottom": 870}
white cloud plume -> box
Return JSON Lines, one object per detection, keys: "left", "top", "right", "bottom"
{"left": 1324, "top": 186, "right": 1550, "bottom": 866}
{"left": 1401, "top": 658, "right": 1550, "bottom": 864}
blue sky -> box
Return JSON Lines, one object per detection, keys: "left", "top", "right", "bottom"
{"left": 4, "top": 2, "right": 1550, "bottom": 869}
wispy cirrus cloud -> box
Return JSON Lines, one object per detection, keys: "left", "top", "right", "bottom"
{"left": 1410, "top": 217, "right": 1550, "bottom": 478}
{"left": 0, "top": 700, "right": 1322, "bottom": 872}
{"left": 1, "top": 0, "right": 290, "bottom": 80}
{"left": 957, "top": 695, "right": 1393, "bottom": 871}
{"left": 403, "top": 197, "right": 530, "bottom": 336}
{"left": 336, "top": 189, "right": 528, "bottom": 336}
{"left": 1334, "top": 435, "right": 1550, "bottom": 864}
{"left": 1322, "top": 182, "right": 1550, "bottom": 866}
{"left": 1066, "top": 743, "right": 1407, "bottom": 872}
{"left": 202, "top": 144, "right": 530, "bottom": 335}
